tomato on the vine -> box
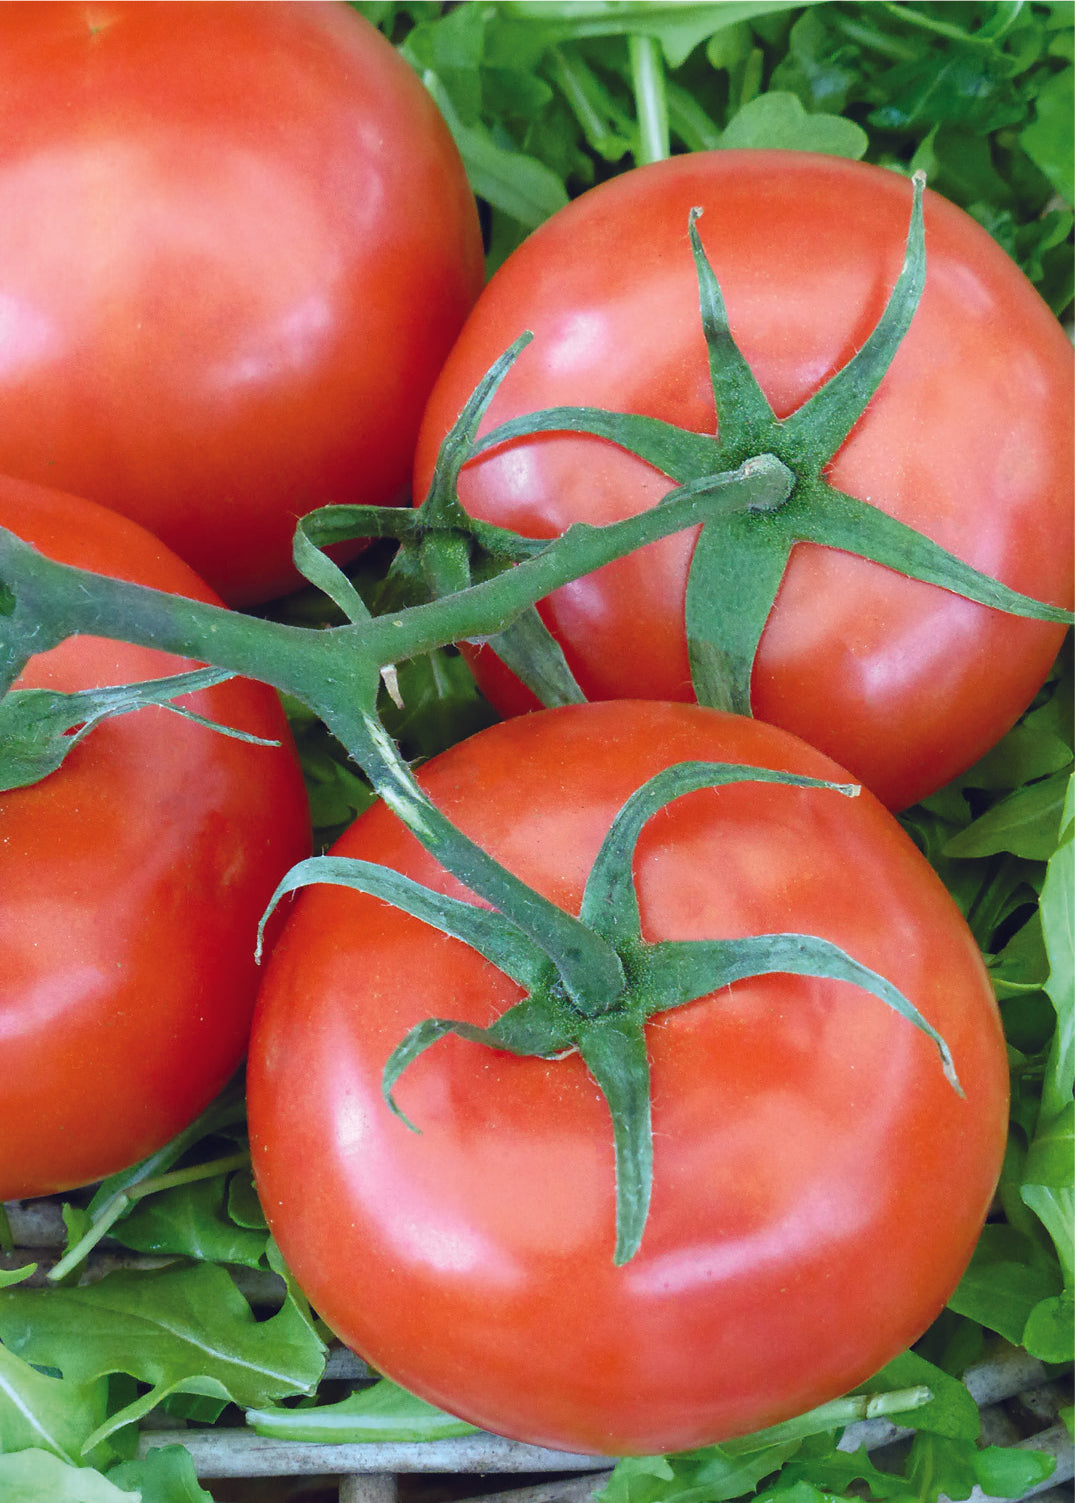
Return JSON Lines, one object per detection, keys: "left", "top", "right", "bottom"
{"left": 415, "top": 151, "right": 1073, "bottom": 811}
{"left": 248, "top": 700, "right": 1008, "bottom": 1457}
{"left": 0, "top": 1, "right": 484, "bottom": 605}
{"left": 0, "top": 477, "right": 311, "bottom": 1200}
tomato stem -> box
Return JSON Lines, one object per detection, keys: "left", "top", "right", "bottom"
{"left": 0, "top": 453, "right": 793, "bottom": 1004}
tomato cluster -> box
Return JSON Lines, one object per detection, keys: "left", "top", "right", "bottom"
{"left": 1, "top": 0, "right": 1070, "bottom": 1468}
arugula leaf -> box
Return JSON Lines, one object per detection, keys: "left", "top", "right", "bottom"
{"left": 0, "top": 1450, "right": 139, "bottom": 1502}
{"left": 0, "top": 1263, "right": 325, "bottom": 1452}
{"left": 0, "top": 1343, "right": 108, "bottom": 1468}
{"left": 718, "top": 89, "right": 868, "bottom": 153}
{"left": 106, "top": 1445, "right": 216, "bottom": 1503}
{"left": 247, "top": 1376, "right": 479, "bottom": 1442}
{"left": 106, "top": 1175, "right": 269, "bottom": 1272}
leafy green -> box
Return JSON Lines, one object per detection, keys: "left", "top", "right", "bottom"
{"left": 0, "top": 1450, "right": 138, "bottom": 1502}
{"left": 247, "top": 1377, "right": 479, "bottom": 1443}
{"left": 0, "top": 1261, "right": 325, "bottom": 1453}
{"left": 368, "top": 0, "right": 1074, "bottom": 307}
{"left": 106, "top": 1446, "right": 215, "bottom": 1503}
{"left": 717, "top": 89, "right": 868, "bottom": 153}
{"left": 108, "top": 1174, "right": 269, "bottom": 1272}
{"left": 0, "top": 1344, "right": 108, "bottom": 1468}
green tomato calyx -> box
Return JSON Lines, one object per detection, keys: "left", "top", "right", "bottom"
{"left": 263, "top": 758, "right": 961, "bottom": 1266}
{"left": 466, "top": 171, "right": 1072, "bottom": 714}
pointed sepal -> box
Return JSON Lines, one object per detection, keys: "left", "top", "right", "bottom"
{"left": 0, "top": 667, "right": 273, "bottom": 793}
{"left": 575, "top": 1014, "right": 654, "bottom": 1265}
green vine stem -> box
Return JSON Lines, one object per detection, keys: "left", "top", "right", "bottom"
{"left": 0, "top": 449, "right": 792, "bottom": 1015}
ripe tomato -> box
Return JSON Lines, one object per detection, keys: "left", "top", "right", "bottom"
{"left": 0, "top": 2, "right": 484, "bottom": 605}
{"left": 0, "top": 476, "right": 311, "bottom": 1200}
{"left": 248, "top": 700, "right": 1008, "bottom": 1456}
{"left": 414, "top": 151, "right": 1074, "bottom": 811}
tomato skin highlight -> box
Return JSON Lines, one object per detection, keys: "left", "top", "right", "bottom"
{"left": 0, "top": 476, "right": 312, "bottom": 1200}
{"left": 415, "top": 151, "right": 1074, "bottom": 811}
{"left": 0, "top": 1, "right": 484, "bottom": 605}
{"left": 248, "top": 700, "right": 1008, "bottom": 1457}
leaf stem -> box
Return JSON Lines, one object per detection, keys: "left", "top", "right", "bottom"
{"left": 629, "top": 34, "right": 670, "bottom": 165}
{"left": 47, "top": 1151, "right": 251, "bottom": 1283}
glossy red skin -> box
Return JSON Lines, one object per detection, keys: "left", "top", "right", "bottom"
{"left": 0, "top": 477, "right": 311, "bottom": 1200}
{"left": 249, "top": 700, "right": 1008, "bottom": 1456}
{"left": 415, "top": 152, "right": 1074, "bottom": 811}
{"left": 0, "top": 2, "right": 484, "bottom": 606}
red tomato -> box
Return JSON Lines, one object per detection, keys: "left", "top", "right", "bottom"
{"left": 414, "top": 152, "right": 1074, "bottom": 811}
{"left": 248, "top": 700, "right": 1008, "bottom": 1456}
{"left": 0, "top": 476, "right": 311, "bottom": 1200}
{"left": 0, "top": 2, "right": 484, "bottom": 606}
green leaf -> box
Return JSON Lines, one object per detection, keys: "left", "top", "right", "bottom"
{"left": 108, "top": 1175, "right": 270, "bottom": 1270}
{"left": 719, "top": 90, "right": 869, "bottom": 157}
{"left": 494, "top": 3, "right": 805, "bottom": 70}
{"left": 1020, "top": 63, "right": 1075, "bottom": 203}
{"left": 1022, "top": 1289, "right": 1075, "bottom": 1363}
{"left": 0, "top": 1263, "right": 326, "bottom": 1449}
{"left": 596, "top": 1454, "right": 676, "bottom": 1503}
{"left": 959, "top": 721, "right": 1074, "bottom": 792}
{"left": 943, "top": 772, "right": 1071, "bottom": 861}
{"left": 1021, "top": 1174, "right": 1074, "bottom": 1288}
{"left": 422, "top": 68, "right": 569, "bottom": 227}
{"left": 973, "top": 1443, "right": 1057, "bottom": 1499}
{"left": 247, "top": 1377, "right": 477, "bottom": 1442}
{"left": 863, "top": 1349, "right": 980, "bottom": 1440}
{"left": 108, "top": 1444, "right": 215, "bottom": 1503}
{"left": 0, "top": 1265, "right": 37, "bottom": 1289}
{"left": 683, "top": 1440, "right": 803, "bottom": 1502}
{"left": 774, "top": 1447, "right": 914, "bottom": 1500}
{"left": 226, "top": 1171, "right": 268, "bottom": 1233}
{"left": 455, "top": 116, "right": 571, "bottom": 227}
{"left": 1040, "top": 773, "right": 1074, "bottom": 1120}
{"left": 907, "top": 1432, "right": 980, "bottom": 1503}
{"left": 989, "top": 910, "right": 1049, "bottom": 1000}
{"left": 0, "top": 1341, "right": 108, "bottom": 1466}
{"left": 948, "top": 1230, "right": 1063, "bottom": 1348}
{"left": 738, "top": 1385, "right": 933, "bottom": 1448}
{"left": 0, "top": 1450, "right": 138, "bottom": 1502}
